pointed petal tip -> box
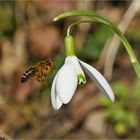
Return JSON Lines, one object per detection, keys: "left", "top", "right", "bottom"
{"left": 107, "top": 91, "right": 115, "bottom": 102}
{"left": 110, "top": 94, "right": 115, "bottom": 102}
{"left": 104, "top": 87, "right": 115, "bottom": 102}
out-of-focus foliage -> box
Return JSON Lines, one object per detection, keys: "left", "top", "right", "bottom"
{"left": 100, "top": 80, "right": 140, "bottom": 137}
{"left": 0, "top": 2, "right": 16, "bottom": 36}
{"left": 79, "top": 26, "right": 113, "bottom": 60}
{"left": 133, "top": 80, "right": 140, "bottom": 105}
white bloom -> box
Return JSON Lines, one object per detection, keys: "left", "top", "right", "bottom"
{"left": 51, "top": 56, "right": 114, "bottom": 110}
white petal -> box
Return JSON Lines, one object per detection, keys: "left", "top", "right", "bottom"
{"left": 51, "top": 74, "right": 63, "bottom": 110}
{"left": 65, "top": 56, "right": 85, "bottom": 76}
{"left": 65, "top": 56, "right": 86, "bottom": 84}
{"left": 79, "top": 60, "right": 115, "bottom": 102}
{"left": 56, "top": 63, "right": 78, "bottom": 104}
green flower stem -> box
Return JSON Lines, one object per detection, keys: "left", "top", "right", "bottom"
{"left": 67, "top": 20, "right": 96, "bottom": 36}
{"left": 54, "top": 10, "right": 140, "bottom": 79}
{"left": 64, "top": 35, "right": 76, "bottom": 57}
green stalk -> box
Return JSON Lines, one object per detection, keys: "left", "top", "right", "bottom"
{"left": 54, "top": 10, "right": 140, "bottom": 79}
{"left": 64, "top": 35, "right": 75, "bottom": 57}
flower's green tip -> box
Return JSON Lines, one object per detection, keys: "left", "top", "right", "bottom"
{"left": 78, "top": 74, "right": 86, "bottom": 84}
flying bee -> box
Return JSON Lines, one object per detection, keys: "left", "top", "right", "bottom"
{"left": 21, "top": 59, "right": 54, "bottom": 84}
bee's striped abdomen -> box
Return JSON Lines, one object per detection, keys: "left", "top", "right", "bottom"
{"left": 21, "top": 67, "right": 36, "bottom": 83}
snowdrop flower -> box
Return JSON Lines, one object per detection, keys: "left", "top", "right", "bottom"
{"left": 51, "top": 35, "right": 115, "bottom": 110}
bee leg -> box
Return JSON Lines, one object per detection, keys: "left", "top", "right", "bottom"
{"left": 36, "top": 75, "right": 48, "bottom": 85}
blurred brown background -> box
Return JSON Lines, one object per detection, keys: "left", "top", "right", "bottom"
{"left": 0, "top": 0, "right": 140, "bottom": 139}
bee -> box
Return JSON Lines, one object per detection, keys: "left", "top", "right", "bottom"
{"left": 21, "top": 59, "right": 54, "bottom": 84}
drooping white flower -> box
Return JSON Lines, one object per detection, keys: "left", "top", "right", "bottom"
{"left": 51, "top": 35, "right": 115, "bottom": 110}
{"left": 51, "top": 56, "right": 114, "bottom": 110}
